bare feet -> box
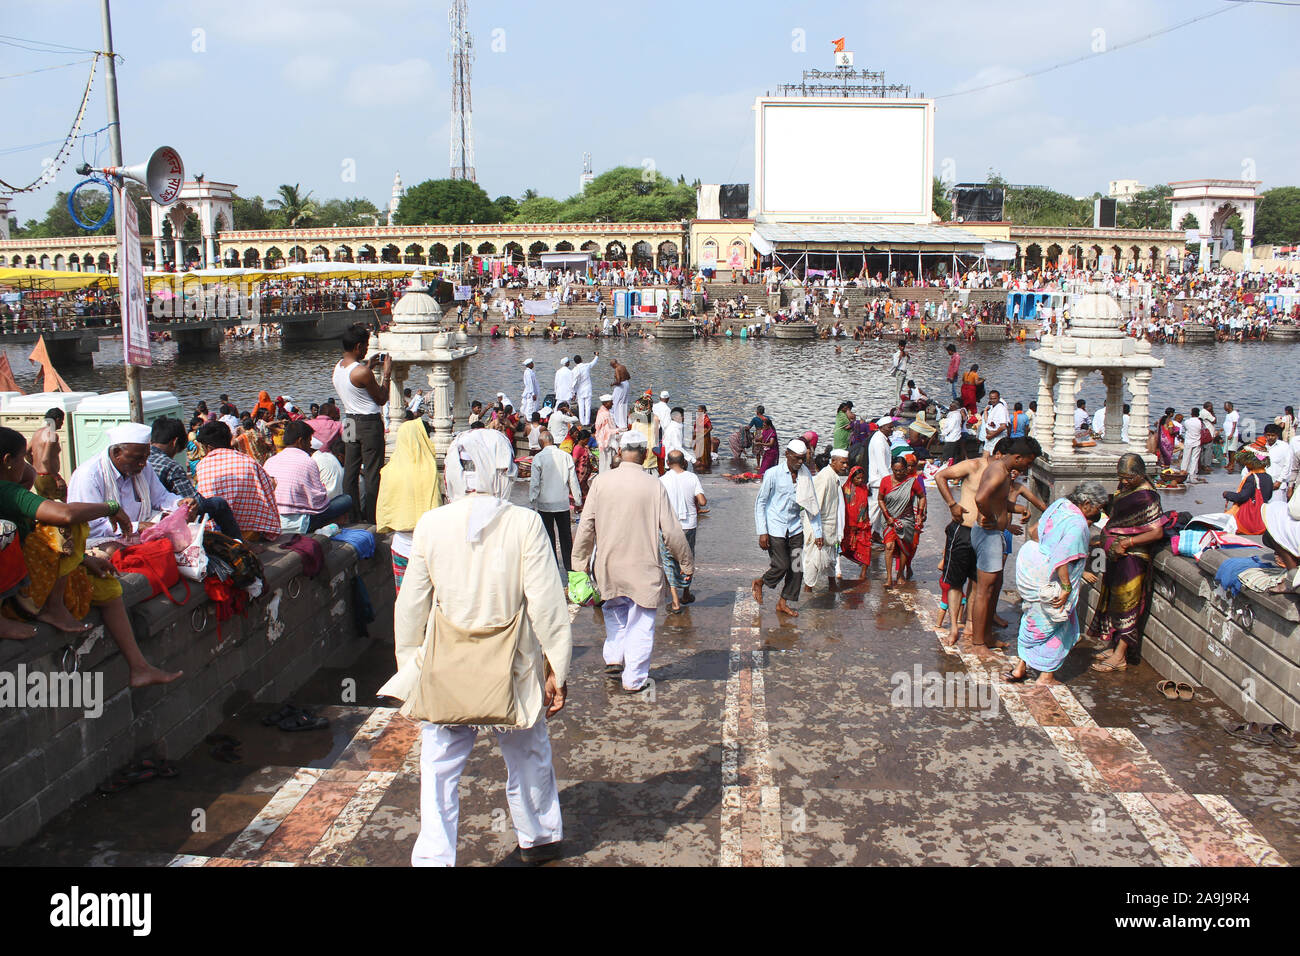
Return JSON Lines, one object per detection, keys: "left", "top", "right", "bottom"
{"left": 0, "top": 617, "right": 37, "bottom": 640}
{"left": 36, "top": 607, "right": 93, "bottom": 635}
{"left": 752, "top": 578, "right": 763, "bottom": 606}
{"left": 993, "top": 614, "right": 1009, "bottom": 629}
{"left": 1036, "top": 671, "right": 1060, "bottom": 685}
{"left": 130, "top": 664, "right": 183, "bottom": 688}
{"left": 775, "top": 598, "right": 799, "bottom": 617}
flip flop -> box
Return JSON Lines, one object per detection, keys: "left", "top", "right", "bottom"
{"left": 1156, "top": 680, "right": 1178, "bottom": 700}
{"left": 1091, "top": 659, "right": 1128, "bottom": 672}
{"left": 1224, "top": 721, "right": 1275, "bottom": 746}
{"left": 279, "top": 708, "right": 330, "bottom": 732}
{"left": 1175, "top": 682, "right": 1195, "bottom": 701}
{"left": 1003, "top": 667, "right": 1030, "bottom": 684}
{"left": 136, "top": 758, "right": 179, "bottom": 779}
{"left": 262, "top": 702, "right": 300, "bottom": 727}
{"left": 209, "top": 741, "right": 242, "bottom": 763}
{"left": 1266, "top": 724, "right": 1297, "bottom": 749}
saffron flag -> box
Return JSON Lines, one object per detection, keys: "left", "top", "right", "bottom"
{"left": 0, "top": 354, "right": 23, "bottom": 394}
{"left": 28, "top": 336, "right": 72, "bottom": 393}
{"left": 832, "top": 37, "right": 845, "bottom": 52}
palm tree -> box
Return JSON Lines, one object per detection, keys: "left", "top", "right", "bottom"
{"left": 268, "top": 184, "right": 317, "bottom": 228}
{"left": 520, "top": 188, "right": 539, "bottom": 202}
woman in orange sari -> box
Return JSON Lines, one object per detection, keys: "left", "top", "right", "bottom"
{"left": 253, "top": 390, "right": 276, "bottom": 419}
{"left": 840, "top": 466, "right": 873, "bottom": 579}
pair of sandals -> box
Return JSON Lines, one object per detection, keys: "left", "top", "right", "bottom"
{"left": 262, "top": 702, "right": 330, "bottom": 732}
{"left": 207, "top": 734, "right": 243, "bottom": 763}
{"left": 97, "top": 758, "right": 178, "bottom": 794}
{"left": 1156, "top": 679, "right": 1196, "bottom": 701}
{"left": 1225, "top": 721, "right": 1297, "bottom": 749}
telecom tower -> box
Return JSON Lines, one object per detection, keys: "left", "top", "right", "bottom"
{"left": 448, "top": 0, "right": 476, "bottom": 182}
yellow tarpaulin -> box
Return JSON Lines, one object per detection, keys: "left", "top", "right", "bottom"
{"left": 0, "top": 263, "right": 452, "bottom": 292}
{"left": 0, "top": 267, "right": 117, "bottom": 291}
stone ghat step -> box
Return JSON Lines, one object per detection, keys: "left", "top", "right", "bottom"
{"left": 0, "top": 528, "right": 395, "bottom": 847}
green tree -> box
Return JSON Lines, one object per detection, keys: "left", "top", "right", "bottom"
{"left": 1179, "top": 212, "right": 1199, "bottom": 230}
{"left": 268, "top": 183, "right": 317, "bottom": 228}
{"left": 932, "top": 177, "right": 952, "bottom": 221}
{"left": 395, "top": 178, "right": 501, "bottom": 225}
{"left": 315, "top": 196, "right": 382, "bottom": 226}
{"left": 558, "top": 166, "right": 695, "bottom": 222}
{"left": 512, "top": 196, "right": 564, "bottom": 223}
{"left": 1117, "top": 184, "right": 1172, "bottom": 230}
{"left": 232, "top": 194, "right": 273, "bottom": 230}
{"left": 1254, "top": 186, "right": 1300, "bottom": 245}
{"left": 493, "top": 194, "right": 519, "bottom": 220}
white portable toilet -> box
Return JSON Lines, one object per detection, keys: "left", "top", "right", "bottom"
{"left": 0, "top": 392, "right": 97, "bottom": 483}
{"left": 71, "top": 390, "right": 184, "bottom": 468}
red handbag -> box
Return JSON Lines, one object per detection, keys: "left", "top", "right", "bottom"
{"left": 110, "top": 538, "right": 190, "bottom": 605}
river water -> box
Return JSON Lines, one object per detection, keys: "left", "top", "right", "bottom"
{"left": 4, "top": 335, "right": 1296, "bottom": 439}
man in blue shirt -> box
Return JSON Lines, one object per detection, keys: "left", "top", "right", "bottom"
{"left": 752, "top": 438, "right": 824, "bottom": 618}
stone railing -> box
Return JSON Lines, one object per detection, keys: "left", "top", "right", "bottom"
{"left": 0, "top": 529, "right": 394, "bottom": 846}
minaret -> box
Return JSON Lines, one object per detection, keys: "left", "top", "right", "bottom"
{"left": 448, "top": 0, "right": 476, "bottom": 182}
{"left": 388, "top": 171, "right": 403, "bottom": 225}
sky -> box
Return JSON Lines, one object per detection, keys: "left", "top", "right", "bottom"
{"left": 3, "top": 0, "right": 1299, "bottom": 224}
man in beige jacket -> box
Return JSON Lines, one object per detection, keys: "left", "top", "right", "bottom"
{"left": 381, "top": 428, "right": 572, "bottom": 866}
{"left": 572, "top": 430, "right": 693, "bottom": 694}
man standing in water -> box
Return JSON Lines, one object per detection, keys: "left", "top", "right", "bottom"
{"left": 572, "top": 353, "right": 599, "bottom": 425}
{"left": 28, "top": 408, "right": 67, "bottom": 500}
{"left": 970, "top": 437, "right": 1041, "bottom": 653}
{"left": 610, "top": 358, "right": 631, "bottom": 428}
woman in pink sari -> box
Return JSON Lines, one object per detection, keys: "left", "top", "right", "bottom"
{"left": 754, "top": 420, "right": 779, "bottom": 474}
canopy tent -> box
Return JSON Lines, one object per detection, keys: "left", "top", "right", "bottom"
{"left": 539, "top": 252, "right": 593, "bottom": 272}
{"left": 0, "top": 267, "right": 116, "bottom": 292}
{"left": 0, "top": 261, "right": 451, "bottom": 293}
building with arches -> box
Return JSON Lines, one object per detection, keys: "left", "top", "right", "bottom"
{"left": 1169, "top": 179, "right": 1258, "bottom": 268}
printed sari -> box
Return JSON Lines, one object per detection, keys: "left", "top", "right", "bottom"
{"left": 879, "top": 473, "right": 924, "bottom": 574}
{"left": 694, "top": 411, "right": 712, "bottom": 470}
{"left": 755, "top": 423, "right": 779, "bottom": 474}
{"left": 840, "top": 467, "right": 873, "bottom": 568}
{"left": 1015, "top": 498, "right": 1090, "bottom": 673}
{"left": 1086, "top": 482, "right": 1164, "bottom": 662}
{"left": 1157, "top": 420, "right": 1177, "bottom": 466}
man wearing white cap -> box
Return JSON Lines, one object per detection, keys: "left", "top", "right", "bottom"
{"left": 803, "top": 449, "right": 848, "bottom": 591}
{"left": 594, "top": 393, "right": 620, "bottom": 473}
{"left": 571, "top": 353, "right": 599, "bottom": 425}
{"left": 554, "top": 357, "right": 575, "bottom": 408}
{"left": 867, "top": 419, "right": 895, "bottom": 539}
{"left": 381, "top": 426, "right": 571, "bottom": 866}
{"left": 651, "top": 390, "right": 672, "bottom": 454}
{"left": 521, "top": 360, "right": 540, "bottom": 418}
{"left": 752, "top": 438, "right": 823, "bottom": 617}
{"left": 573, "top": 429, "right": 692, "bottom": 694}
{"left": 68, "top": 421, "right": 198, "bottom": 547}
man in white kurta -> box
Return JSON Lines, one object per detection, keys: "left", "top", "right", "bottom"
{"left": 867, "top": 418, "right": 895, "bottom": 535}
{"left": 553, "top": 358, "right": 574, "bottom": 407}
{"left": 381, "top": 428, "right": 572, "bottom": 867}
{"left": 521, "top": 359, "right": 540, "bottom": 418}
{"left": 572, "top": 353, "right": 599, "bottom": 425}
{"left": 802, "top": 450, "right": 847, "bottom": 590}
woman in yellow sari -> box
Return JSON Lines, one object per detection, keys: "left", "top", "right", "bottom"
{"left": 0, "top": 427, "right": 180, "bottom": 685}
{"left": 376, "top": 419, "right": 442, "bottom": 595}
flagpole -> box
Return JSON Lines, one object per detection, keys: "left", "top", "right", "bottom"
{"left": 99, "top": 0, "right": 143, "bottom": 423}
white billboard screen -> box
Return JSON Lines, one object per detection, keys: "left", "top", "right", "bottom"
{"left": 755, "top": 98, "right": 933, "bottom": 223}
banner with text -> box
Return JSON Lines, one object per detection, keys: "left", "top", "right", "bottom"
{"left": 116, "top": 184, "right": 152, "bottom": 367}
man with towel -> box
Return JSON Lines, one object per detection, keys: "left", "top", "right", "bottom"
{"left": 521, "top": 359, "right": 540, "bottom": 418}
{"left": 67, "top": 422, "right": 198, "bottom": 548}
{"left": 753, "top": 438, "right": 823, "bottom": 617}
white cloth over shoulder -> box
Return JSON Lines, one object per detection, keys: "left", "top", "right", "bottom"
{"left": 444, "top": 428, "right": 516, "bottom": 542}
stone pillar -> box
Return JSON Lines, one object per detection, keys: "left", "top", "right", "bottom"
{"left": 448, "top": 358, "right": 468, "bottom": 435}
{"left": 387, "top": 364, "right": 409, "bottom": 432}
{"left": 204, "top": 233, "right": 215, "bottom": 270}
{"left": 154, "top": 236, "right": 164, "bottom": 269}
{"left": 1053, "top": 367, "right": 1078, "bottom": 460}
{"left": 426, "top": 361, "right": 455, "bottom": 461}
{"left": 1101, "top": 369, "right": 1125, "bottom": 452}
{"left": 1128, "top": 368, "right": 1152, "bottom": 458}
{"left": 1035, "top": 366, "right": 1056, "bottom": 449}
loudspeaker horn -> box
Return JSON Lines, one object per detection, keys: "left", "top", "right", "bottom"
{"left": 100, "top": 146, "right": 185, "bottom": 205}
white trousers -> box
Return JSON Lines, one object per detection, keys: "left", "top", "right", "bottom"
{"left": 601, "top": 596, "right": 656, "bottom": 690}
{"left": 1181, "top": 440, "right": 1199, "bottom": 479}
{"left": 522, "top": 394, "right": 539, "bottom": 418}
{"left": 412, "top": 719, "right": 562, "bottom": 867}
{"left": 611, "top": 382, "right": 630, "bottom": 429}
{"left": 577, "top": 390, "right": 592, "bottom": 425}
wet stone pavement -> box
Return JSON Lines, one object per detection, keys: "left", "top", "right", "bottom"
{"left": 3, "top": 466, "right": 1297, "bottom": 867}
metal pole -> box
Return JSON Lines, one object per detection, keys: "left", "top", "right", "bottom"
{"left": 99, "top": 0, "right": 143, "bottom": 423}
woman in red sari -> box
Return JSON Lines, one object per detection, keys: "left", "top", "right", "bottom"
{"left": 878, "top": 457, "right": 927, "bottom": 586}
{"left": 840, "top": 466, "right": 873, "bottom": 579}
{"left": 572, "top": 429, "right": 594, "bottom": 505}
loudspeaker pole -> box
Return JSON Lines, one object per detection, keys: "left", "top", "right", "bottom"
{"left": 99, "top": 0, "right": 142, "bottom": 423}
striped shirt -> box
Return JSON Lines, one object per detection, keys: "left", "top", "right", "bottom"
{"left": 197, "top": 448, "right": 281, "bottom": 537}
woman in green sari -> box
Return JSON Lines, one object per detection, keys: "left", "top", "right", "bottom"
{"left": 1089, "top": 454, "right": 1167, "bottom": 673}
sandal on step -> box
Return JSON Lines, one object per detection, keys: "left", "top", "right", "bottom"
{"left": 1224, "top": 721, "right": 1276, "bottom": 746}
{"left": 262, "top": 702, "right": 301, "bottom": 727}
{"left": 279, "top": 708, "right": 329, "bottom": 732}
{"left": 1156, "top": 680, "right": 1178, "bottom": 700}
{"left": 1266, "top": 723, "right": 1297, "bottom": 749}
{"left": 1175, "top": 682, "right": 1195, "bottom": 701}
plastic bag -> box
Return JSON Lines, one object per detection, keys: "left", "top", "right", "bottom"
{"left": 141, "top": 507, "right": 194, "bottom": 551}
{"left": 567, "top": 570, "right": 598, "bottom": 606}
{"left": 177, "top": 515, "right": 210, "bottom": 582}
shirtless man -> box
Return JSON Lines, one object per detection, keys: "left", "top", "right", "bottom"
{"left": 28, "top": 408, "right": 66, "bottom": 500}
{"left": 934, "top": 449, "right": 997, "bottom": 647}
{"left": 610, "top": 358, "right": 631, "bottom": 429}
{"left": 970, "top": 437, "right": 1041, "bottom": 653}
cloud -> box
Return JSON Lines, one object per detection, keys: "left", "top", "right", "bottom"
{"left": 343, "top": 58, "right": 438, "bottom": 108}
{"left": 283, "top": 55, "right": 336, "bottom": 92}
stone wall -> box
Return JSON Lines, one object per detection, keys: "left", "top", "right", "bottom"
{"left": 0, "top": 531, "right": 394, "bottom": 846}
{"left": 1082, "top": 547, "right": 1299, "bottom": 729}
